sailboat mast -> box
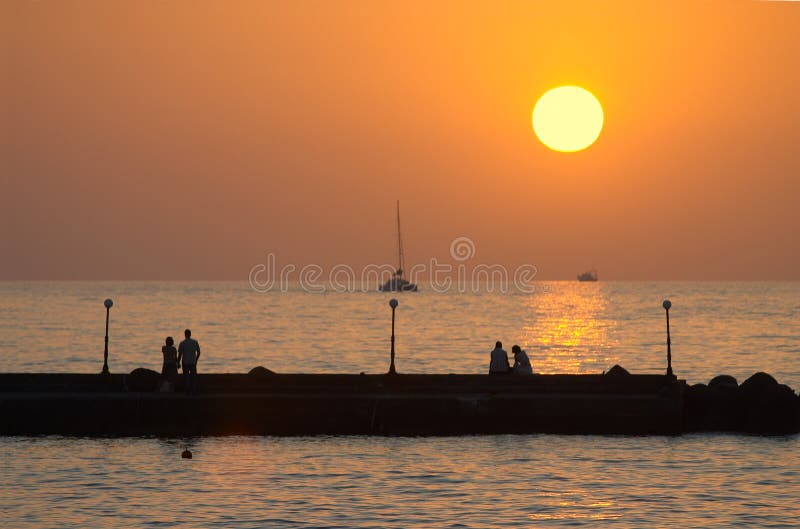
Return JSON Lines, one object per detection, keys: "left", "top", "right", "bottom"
{"left": 396, "top": 200, "right": 405, "bottom": 277}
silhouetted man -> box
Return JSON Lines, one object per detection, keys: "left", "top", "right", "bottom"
{"left": 178, "top": 329, "right": 201, "bottom": 394}
{"left": 489, "top": 341, "right": 509, "bottom": 374}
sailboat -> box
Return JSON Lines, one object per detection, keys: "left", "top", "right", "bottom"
{"left": 379, "top": 201, "right": 418, "bottom": 292}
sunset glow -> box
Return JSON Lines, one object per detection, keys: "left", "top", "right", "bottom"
{"left": 4, "top": 2, "right": 800, "bottom": 281}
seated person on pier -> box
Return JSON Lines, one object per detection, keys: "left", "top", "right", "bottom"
{"left": 489, "top": 341, "right": 510, "bottom": 374}
{"left": 511, "top": 345, "right": 532, "bottom": 375}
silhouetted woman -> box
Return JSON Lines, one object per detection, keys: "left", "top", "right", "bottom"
{"left": 162, "top": 336, "right": 179, "bottom": 382}
{"left": 511, "top": 345, "right": 533, "bottom": 375}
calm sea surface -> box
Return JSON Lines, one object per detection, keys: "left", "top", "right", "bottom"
{"left": 1, "top": 281, "right": 798, "bottom": 527}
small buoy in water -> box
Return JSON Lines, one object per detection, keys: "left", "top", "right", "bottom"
{"left": 181, "top": 449, "right": 192, "bottom": 459}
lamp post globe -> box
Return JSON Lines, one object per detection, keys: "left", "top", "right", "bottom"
{"left": 662, "top": 299, "right": 671, "bottom": 310}
{"left": 104, "top": 298, "right": 114, "bottom": 309}
{"left": 389, "top": 298, "right": 398, "bottom": 309}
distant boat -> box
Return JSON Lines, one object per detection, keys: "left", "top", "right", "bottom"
{"left": 577, "top": 269, "right": 598, "bottom": 282}
{"left": 379, "top": 201, "right": 418, "bottom": 292}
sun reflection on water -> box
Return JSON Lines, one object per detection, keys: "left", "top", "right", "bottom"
{"left": 522, "top": 284, "right": 620, "bottom": 374}
{"left": 527, "top": 490, "right": 622, "bottom": 521}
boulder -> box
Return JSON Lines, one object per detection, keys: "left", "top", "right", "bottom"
{"left": 707, "top": 380, "right": 741, "bottom": 431}
{"left": 127, "top": 368, "right": 161, "bottom": 392}
{"left": 605, "top": 365, "right": 630, "bottom": 376}
{"left": 739, "top": 372, "right": 778, "bottom": 399}
{"left": 684, "top": 383, "right": 711, "bottom": 431}
{"left": 741, "top": 381, "right": 800, "bottom": 435}
{"left": 708, "top": 374, "right": 737, "bottom": 389}
{"left": 685, "top": 372, "right": 800, "bottom": 434}
{"left": 248, "top": 366, "right": 276, "bottom": 377}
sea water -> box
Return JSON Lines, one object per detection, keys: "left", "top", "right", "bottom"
{"left": 1, "top": 281, "right": 798, "bottom": 527}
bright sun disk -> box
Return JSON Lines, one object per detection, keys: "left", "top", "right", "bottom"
{"left": 532, "top": 86, "right": 604, "bottom": 152}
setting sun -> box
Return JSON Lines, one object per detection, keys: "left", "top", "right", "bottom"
{"left": 532, "top": 86, "right": 604, "bottom": 152}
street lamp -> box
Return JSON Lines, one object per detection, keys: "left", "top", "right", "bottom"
{"left": 662, "top": 299, "right": 673, "bottom": 377}
{"left": 101, "top": 298, "right": 113, "bottom": 375}
{"left": 388, "top": 298, "right": 398, "bottom": 375}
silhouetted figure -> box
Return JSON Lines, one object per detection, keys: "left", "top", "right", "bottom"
{"left": 489, "top": 341, "right": 510, "bottom": 374}
{"left": 161, "top": 336, "right": 179, "bottom": 384}
{"left": 511, "top": 345, "right": 532, "bottom": 375}
{"left": 178, "top": 329, "right": 201, "bottom": 395}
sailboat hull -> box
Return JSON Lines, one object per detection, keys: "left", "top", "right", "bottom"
{"left": 379, "top": 278, "right": 418, "bottom": 292}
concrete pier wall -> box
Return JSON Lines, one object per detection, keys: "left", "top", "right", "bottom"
{"left": 2, "top": 371, "right": 797, "bottom": 436}
{"left": 0, "top": 373, "right": 685, "bottom": 436}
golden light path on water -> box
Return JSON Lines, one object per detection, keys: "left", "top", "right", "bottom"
{"left": 523, "top": 286, "right": 618, "bottom": 373}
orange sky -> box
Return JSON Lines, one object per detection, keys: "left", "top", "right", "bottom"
{"left": 3, "top": 1, "right": 799, "bottom": 280}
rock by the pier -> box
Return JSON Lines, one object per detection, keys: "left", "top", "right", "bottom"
{"left": 708, "top": 374, "right": 737, "bottom": 389}
{"left": 684, "top": 372, "right": 800, "bottom": 434}
{"left": 739, "top": 372, "right": 777, "bottom": 398}
{"left": 605, "top": 365, "right": 630, "bottom": 376}
{"left": 685, "top": 378, "right": 740, "bottom": 431}
{"left": 708, "top": 378, "right": 740, "bottom": 430}
{"left": 739, "top": 373, "right": 799, "bottom": 434}
{"left": 128, "top": 368, "right": 161, "bottom": 392}
{"left": 684, "top": 383, "right": 711, "bottom": 430}
{"left": 248, "top": 366, "right": 276, "bottom": 377}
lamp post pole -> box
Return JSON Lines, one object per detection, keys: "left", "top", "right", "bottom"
{"left": 389, "top": 298, "right": 398, "bottom": 375}
{"left": 102, "top": 298, "right": 113, "bottom": 375}
{"left": 662, "top": 299, "right": 673, "bottom": 377}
